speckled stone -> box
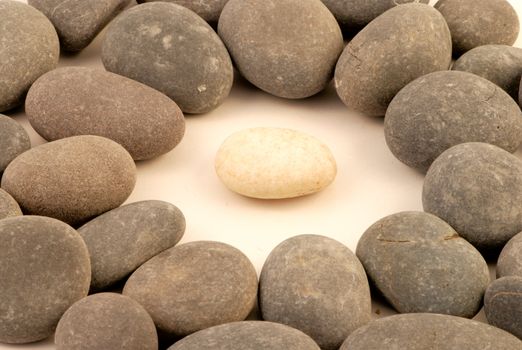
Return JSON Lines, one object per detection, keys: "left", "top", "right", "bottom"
{"left": 26, "top": 67, "right": 185, "bottom": 160}
{"left": 435, "top": 0, "right": 520, "bottom": 55}
{"left": 78, "top": 200, "right": 186, "bottom": 291}
{"left": 0, "top": 216, "right": 90, "bottom": 344}
{"left": 55, "top": 293, "right": 158, "bottom": 350}
{"left": 498, "top": 232, "right": 522, "bottom": 278}
{"left": 0, "top": 188, "right": 21, "bottom": 220}
{"left": 123, "top": 241, "right": 258, "bottom": 337}
{"left": 356, "top": 211, "right": 490, "bottom": 318}
{"left": 0, "top": 114, "right": 30, "bottom": 172}
{"left": 102, "top": 2, "right": 233, "bottom": 114}
{"left": 259, "top": 235, "right": 371, "bottom": 350}
{"left": 340, "top": 313, "right": 522, "bottom": 349}
{"left": 484, "top": 276, "right": 522, "bottom": 339}
{"left": 168, "top": 321, "right": 320, "bottom": 350}
{"left": 423, "top": 143, "right": 522, "bottom": 251}
{"left": 384, "top": 71, "right": 522, "bottom": 172}
{"left": 28, "top": 0, "right": 130, "bottom": 52}
{"left": 335, "top": 3, "right": 451, "bottom": 117}
{"left": 218, "top": 0, "right": 343, "bottom": 99}
{"left": 0, "top": 1, "right": 59, "bottom": 112}
{"left": 1, "top": 135, "right": 136, "bottom": 226}
{"left": 136, "top": 0, "right": 228, "bottom": 22}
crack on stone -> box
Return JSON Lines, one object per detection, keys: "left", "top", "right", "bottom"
{"left": 377, "top": 238, "right": 413, "bottom": 243}
{"left": 443, "top": 233, "right": 459, "bottom": 240}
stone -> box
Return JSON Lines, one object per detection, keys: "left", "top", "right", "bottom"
{"left": 384, "top": 71, "right": 522, "bottom": 172}
{"left": 484, "top": 276, "right": 522, "bottom": 339}
{"left": 168, "top": 321, "right": 320, "bottom": 350}
{"left": 0, "top": 1, "right": 59, "bottom": 112}
{"left": 423, "top": 143, "right": 522, "bottom": 251}
{"left": 498, "top": 232, "right": 522, "bottom": 278}
{"left": 0, "top": 114, "right": 30, "bottom": 172}
{"left": 0, "top": 216, "right": 90, "bottom": 344}
{"left": 334, "top": 3, "right": 451, "bottom": 117}
{"left": 356, "top": 211, "right": 489, "bottom": 318}
{"left": 218, "top": 0, "right": 343, "bottom": 99}
{"left": 435, "top": 0, "right": 519, "bottom": 55}
{"left": 339, "top": 313, "right": 522, "bottom": 349}
{"left": 26, "top": 67, "right": 185, "bottom": 160}
{"left": 215, "top": 128, "right": 337, "bottom": 199}
{"left": 136, "top": 0, "right": 228, "bottom": 22}
{"left": 55, "top": 293, "right": 158, "bottom": 350}
{"left": 123, "top": 241, "right": 258, "bottom": 337}
{"left": 102, "top": 2, "right": 233, "bottom": 114}
{"left": 0, "top": 188, "right": 22, "bottom": 220}
{"left": 259, "top": 235, "right": 371, "bottom": 350}
{"left": 78, "top": 200, "right": 186, "bottom": 291}
{"left": 28, "top": 0, "right": 130, "bottom": 52}
{"left": 1, "top": 135, "right": 136, "bottom": 226}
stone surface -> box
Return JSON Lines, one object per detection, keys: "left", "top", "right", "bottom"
{"left": 423, "top": 143, "right": 522, "bottom": 250}
{"left": 1, "top": 135, "right": 136, "bottom": 226}
{"left": 340, "top": 313, "right": 522, "bottom": 349}
{"left": 498, "top": 232, "right": 522, "bottom": 278}
{"left": 28, "top": 0, "right": 130, "bottom": 52}
{"left": 55, "top": 293, "right": 158, "bottom": 350}
{"left": 384, "top": 71, "right": 522, "bottom": 172}
{"left": 79, "top": 200, "right": 186, "bottom": 291}
{"left": 168, "top": 321, "right": 320, "bottom": 350}
{"left": 435, "top": 0, "right": 520, "bottom": 55}
{"left": 484, "top": 276, "right": 522, "bottom": 339}
{"left": 137, "top": 0, "right": 228, "bottom": 22}
{"left": 0, "top": 216, "right": 90, "bottom": 344}
{"left": 102, "top": 2, "right": 233, "bottom": 114}
{"left": 215, "top": 128, "right": 337, "bottom": 199}
{"left": 218, "top": 0, "right": 343, "bottom": 99}
{"left": 259, "top": 235, "right": 371, "bottom": 350}
{"left": 123, "top": 241, "right": 258, "bottom": 337}
{"left": 356, "top": 211, "right": 489, "bottom": 318}
{"left": 0, "top": 114, "right": 30, "bottom": 172}
{"left": 335, "top": 3, "right": 451, "bottom": 117}
{"left": 26, "top": 67, "right": 185, "bottom": 160}
{"left": 0, "top": 1, "right": 59, "bottom": 112}
{"left": 0, "top": 188, "right": 22, "bottom": 220}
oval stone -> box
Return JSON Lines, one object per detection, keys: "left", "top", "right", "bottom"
{"left": 384, "top": 71, "right": 522, "bottom": 172}
{"left": 215, "top": 128, "right": 337, "bottom": 199}
{"left": 1, "top": 135, "right": 136, "bottom": 226}
{"left": 137, "top": 0, "right": 228, "bottom": 22}
{"left": 26, "top": 67, "right": 185, "bottom": 160}
{"left": 102, "top": 2, "right": 233, "bottom": 114}
{"left": 0, "top": 188, "right": 22, "bottom": 220}
{"left": 484, "top": 276, "right": 522, "bottom": 339}
{"left": 78, "top": 200, "right": 186, "bottom": 291}
{"left": 259, "top": 235, "right": 371, "bottom": 350}
{"left": 0, "top": 114, "right": 30, "bottom": 172}
{"left": 334, "top": 3, "right": 451, "bottom": 116}
{"left": 497, "top": 231, "right": 522, "bottom": 278}
{"left": 0, "top": 216, "right": 90, "bottom": 344}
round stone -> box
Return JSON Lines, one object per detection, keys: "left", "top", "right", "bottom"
{"left": 218, "top": 0, "right": 343, "bottom": 99}
{"left": 0, "top": 188, "right": 21, "bottom": 220}
{"left": 484, "top": 276, "right": 522, "bottom": 339}
{"left": 136, "top": 0, "right": 228, "bottom": 22}
{"left": 0, "top": 114, "right": 30, "bottom": 172}
{"left": 497, "top": 231, "right": 522, "bottom": 278}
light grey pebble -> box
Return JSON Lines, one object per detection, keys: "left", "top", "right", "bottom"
{"left": 26, "top": 67, "right": 185, "bottom": 160}
{"left": 123, "top": 241, "right": 258, "bottom": 337}
{"left": 55, "top": 293, "right": 158, "bottom": 350}
{"left": 484, "top": 276, "right": 522, "bottom": 339}
{"left": 102, "top": 2, "right": 233, "bottom": 114}
{"left": 423, "top": 142, "right": 522, "bottom": 251}
{"left": 259, "top": 235, "right": 371, "bottom": 350}
{"left": 335, "top": 3, "right": 451, "bottom": 116}
{"left": 384, "top": 71, "right": 522, "bottom": 172}
{"left": 0, "top": 114, "right": 30, "bottom": 172}
{"left": 0, "top": 216, "right": 90, "bottom": 344}
{"left": 1, "top": 135, "right": 136, "bottom": 226}
{"left": 78, "top": 200, "right": 185, "bottom": 291}
{"left": 0, "top": 188, "right": 21, "bottom": 220}
{"left": 218, "top": 0, "right": 343, "bottom": 99}
{"left": 136, "top": 0, "right": 228, "bottom": 22}
{"left": 498, "top": 232, "right": 522, "bottom": 278}
{"left": 0, "top": 0, "right": 59, "bottom": 112}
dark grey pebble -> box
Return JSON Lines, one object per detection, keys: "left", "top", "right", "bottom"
{"left": 484, "top": 276, "right": 522, "bottom": 339}
{"left": 498, "top": 232, "right": 522, "bottom": 278}
{"left": 259, "top": 234, "right": 371, "bottom": 350}
{"left": 0, "top": 114, "right": 30, "bottom": 172}
{"left": 136, "top": 0, "right": 228, "bottom": 22}
{"left": 0, "top": 188, "right": 21, "bottom": 220}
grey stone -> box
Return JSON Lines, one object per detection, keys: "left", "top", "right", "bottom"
{"left": 28, "top": 0, "right": 130, "bottom": 52}
{"left": 55, "top": 293, "right": 158, "bottom": 350}
{"left": 435, "top": 0, "right": 520, "bottom": 55}
{"left": 0, "top": 1, "right": 59, "bottom": 112}
{"left": 384, "top": 71, "right": 522, "bottom": 172}
{"left": 484, "top": 276, "right": 522, "bottom": 339}
{"left": 0, "top": 114, "right": 30, "bottom": 172}
{"left": 26, "top": 67, "right": 185, "bottom": 160}
{"left": 340, "top": 313, "right": 522, "bottom": 350}
{"left": 335, "top": 3, "right": 451, "bottom": 117}
{"left": 1, "top": 135, "right": 136, "bottom": 226}
{"left": 218, "top": 0, "right": 343, "bottom": 99}
{"left": 136, "top": 0, "right": 228, "bottom": 23}
{"left": 102, "top": 2, "right": 233, "bottom": 114}
{"left": 123, "top": 241, "right": 258, "bottom": 337}
{"left": 0, "top": 216, "right": 90, "bottom": 344}
{"left": 0, "top": 188, "right": 21, "bottom": 220}
{"left": 78, "top": 200, "right": 186, "bottom": 291}
{"left": 259, "top": 234, "right": 371, "bottom": 350}
{"left": 168, "top": 321, "right": 320, "bottom": 350}
{"left": 423, "top": 142, "right": 522, "bottom": 250}
{"left": 498, "top": 232, "right": 522, "bottom": 278}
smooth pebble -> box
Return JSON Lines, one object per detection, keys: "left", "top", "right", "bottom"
{"left": 484, "top": 276, "right": 522, "bottom": 339}
{"left": 498, "top": 232, "right": 522, "bottom": 278}
{"left": 0, "top": 114, "right": 30, "bottom": 172}
{"left": 0, "top": 188, "right": 21, "bottom": 220}
{"left": 136, "top": 0, "right": 228, "bottom": 22}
